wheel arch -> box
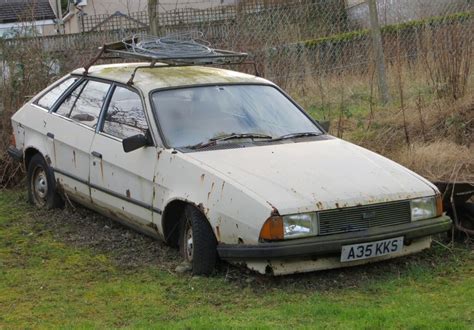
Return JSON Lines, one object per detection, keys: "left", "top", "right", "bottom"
{"left": 161, "top": 198, "right": 213, "bottom": 247}
{"left": 24, "top": 147, "right": 42, "bottom": 170}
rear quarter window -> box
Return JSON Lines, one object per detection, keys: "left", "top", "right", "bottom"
{"left": 36, "top": 77, "right": 77, "bottom": 110}
{"left": 55, "top": 79, "right": 110, "bottom": 128}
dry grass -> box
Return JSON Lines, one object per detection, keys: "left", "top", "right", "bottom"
{"left": 289, "top": 46, "right": 473, "bottom": 184}
{"left": 358, "top": 96, "right": 473, "bottom": 150}
{"left": 391, "top": 141, "right": 474, "bottom": 183}
{"left": 0, "top": 12, "right": 472, "bottom": 186}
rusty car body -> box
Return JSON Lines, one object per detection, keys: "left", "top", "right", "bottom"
{"left": 8, "top": 63, "right": 452, "bottom": 275}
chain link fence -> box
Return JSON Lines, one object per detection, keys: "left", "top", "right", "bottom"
{"left": 0, "top": 0, "right": 473, "bottom": 186}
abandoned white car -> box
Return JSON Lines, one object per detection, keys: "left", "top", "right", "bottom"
{"left": 8, "top": 39, "right": 451, "bottom": 275}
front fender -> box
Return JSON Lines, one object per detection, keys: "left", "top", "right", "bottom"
{"left": 154, "top": 150, "right": 272, "bottom": 245}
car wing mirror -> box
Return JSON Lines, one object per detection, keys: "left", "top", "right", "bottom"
{"left": 318, "top": 120, "right": 330, "bottom": 132}
{"left": 122, "top": 133, "right": 148, "bottom": 153}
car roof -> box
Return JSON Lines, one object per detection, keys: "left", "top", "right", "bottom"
{"left": 72, "top": 63, "right": 270, "bottom": 92}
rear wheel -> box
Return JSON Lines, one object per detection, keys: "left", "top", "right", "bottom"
{"left": 179, "top": 205, "right": 217, "bottom": 275}
{"left": 27, "top": 154, "right": 63, "bottom": 209}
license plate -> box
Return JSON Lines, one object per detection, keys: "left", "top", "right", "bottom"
{"left": 341, "top": 237, "right": 404, "bottom": 262}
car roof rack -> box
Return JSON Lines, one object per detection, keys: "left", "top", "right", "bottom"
{"left": 83, "top": 32, "right": 256, "bottom": 84}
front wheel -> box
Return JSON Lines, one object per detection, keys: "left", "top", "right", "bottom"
{"left": 27, "top": 153, "right": 63, "bottom": 209}
{"left": 179, "top": 205, "right": 217, "bottom": 275}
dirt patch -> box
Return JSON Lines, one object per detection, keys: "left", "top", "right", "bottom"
{"left": 31, "top": 202, "right": 181, "bottom": 271}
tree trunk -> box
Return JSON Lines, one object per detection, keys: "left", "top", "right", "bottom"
{"left": 148, "top": 0, "right": 159, "bottom": 35}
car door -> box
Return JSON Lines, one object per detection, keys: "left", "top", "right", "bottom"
{"left": 23, "top": 76, "right": 78, "bottom": 167}
{"left": 48, "top": 78, "right": 111, "bottom": 203}
{"left": 89, "top": 84, "right": 158, "bottom": 231}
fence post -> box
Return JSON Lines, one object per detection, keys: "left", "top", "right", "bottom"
{"left": 368, "top": 0, "right": 389, "bottom": 104}
{"left": 148, "top": 0, "right": 159, "bottom": 35}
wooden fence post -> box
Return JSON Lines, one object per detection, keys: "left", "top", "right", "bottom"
{"left": 148, "top": 0, "right": 159, "bottom": 36}
{"left": 368, "top": 0, "right": 389, "bottom": 104}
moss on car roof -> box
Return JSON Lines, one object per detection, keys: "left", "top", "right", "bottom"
{"left": 72, "top": 63, "right": 268, "bottom": 92}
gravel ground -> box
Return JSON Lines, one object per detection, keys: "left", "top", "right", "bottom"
{"left": 21, "top": 193, "right": 472, "bottom": 291}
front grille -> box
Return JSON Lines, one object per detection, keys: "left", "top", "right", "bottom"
{"left": 318, "top": 200, "right": 411, "bottom": 236}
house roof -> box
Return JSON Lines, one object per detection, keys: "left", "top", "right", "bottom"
{"left": 0, "top": 0, "right": 56, "bottom": 24}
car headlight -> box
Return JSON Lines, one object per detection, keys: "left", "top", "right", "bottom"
{"left": 410, "top": 196, "right": 441, "bottom": 221}
{"left": 283, "top": 213, "right": 318, "bottom": 239}
{"left": 259, "top": 213, "right": 318, "bottom": 241}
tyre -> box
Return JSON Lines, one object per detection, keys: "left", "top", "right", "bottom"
{"left": 179, "top": 205, "right": 217, "bottom": 275}
{"left": 27, "top": 153, "right": 63, "bottom": 209}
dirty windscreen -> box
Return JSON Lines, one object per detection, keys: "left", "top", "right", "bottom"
{"left": 151, "top": 84, "right": 321, "bottom": 148}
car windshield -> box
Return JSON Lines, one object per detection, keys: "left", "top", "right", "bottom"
{"left": 151, "top": 84, "right": 322, "bottom": 148}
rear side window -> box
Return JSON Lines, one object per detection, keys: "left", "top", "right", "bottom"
{"left": 55, "top": 80, "right": 110, "bottom": 128}
{"left": 36, "top": 78, "right": 77, "bottom": 110}
{"left": 102, "top": 86, "right": 148, "bottom": 139}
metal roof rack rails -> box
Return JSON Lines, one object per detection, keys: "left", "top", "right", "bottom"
{"left": 83, "top": 32, "right": 256, "bottom": 84}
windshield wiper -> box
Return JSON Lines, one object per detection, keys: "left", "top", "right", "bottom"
{"left": 187, "top": 133, "right": 273, "bottom": 150}
{"left": 272, "top": 132, "right": 322, "bottom": 141}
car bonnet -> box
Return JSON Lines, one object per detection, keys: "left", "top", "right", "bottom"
{"left": 185, "top": 137, "right": 438, "bottom": 215}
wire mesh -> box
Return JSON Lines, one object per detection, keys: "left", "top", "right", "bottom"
{"left": 116, "top": 32, "right": 247, "bottom": 64}
{"left": 0, "top": 0, "right": 473, "bottom": 185}
{"left": 123, "top": 32, "right": 213, "bottom": 57}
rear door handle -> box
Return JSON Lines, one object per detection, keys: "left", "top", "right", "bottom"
{"left": 91, "top": 151, "right": 102, "bottom": 159}
{"left": 47, "top": 132, "right": 54, "bottom": 139}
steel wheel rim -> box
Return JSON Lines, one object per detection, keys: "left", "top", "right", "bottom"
{"left": 184, "top": 220, "right": 193, "bottom": 262}
{"left": 32, "top": 166, "right": 48, "bottom": 206}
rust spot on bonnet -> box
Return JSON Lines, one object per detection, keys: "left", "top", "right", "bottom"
{"left": 316, "top": 201, "right": 324, "bottom": 210}
{"left": 335, "top": 202, "right": 340, "bottom": 208}
{"left": 266, "top": 201, "right": 280, "bottom": 216}
{"left": 72, "top": 150, "right": 76, "bottom": 167}
{"left": 200, "top": 174, "right": 205, "bottom": 183}
{"left": 215, "top": 226, "right": 221, "bottom": 241}
{"left": 157, "top": 150, "right": 162, "bottom": 161}
{"left": 126, "top": 189, "right": 131, "bottom": 198}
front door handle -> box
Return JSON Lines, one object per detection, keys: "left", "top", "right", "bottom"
{"left": 91, "top": 151, "right": 102, "bottom": 159}
{"left": 47, "top": 132, "right": 54, "bottom": 139}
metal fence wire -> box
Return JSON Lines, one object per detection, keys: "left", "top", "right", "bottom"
{"left": 75, "top": 0, "right": 473, "bottom": 87}
{"left": 0, "top": 0, "right": 473, "bottom": 187}
{"left": 2, "top": 0, "right": 473, "bottom": 110}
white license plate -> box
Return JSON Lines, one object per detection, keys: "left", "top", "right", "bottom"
{"left": 341, "top": 237, "right": 404, "bottom": 262}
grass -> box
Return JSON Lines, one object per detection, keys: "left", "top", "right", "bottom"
{"left": 0, "top": 189, "right": 473, "bottom": 328}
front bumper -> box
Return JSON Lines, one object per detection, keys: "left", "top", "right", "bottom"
{"left": 217, "top": 215, "right": 452, "bottom": 260}
{"left": 7, "top": 146, "right": 23, "bottom": 163}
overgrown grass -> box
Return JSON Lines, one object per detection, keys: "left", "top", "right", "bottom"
{"left": 0, "top": 189, "right": 473, "bottom": 328}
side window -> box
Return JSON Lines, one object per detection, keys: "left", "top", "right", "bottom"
{"left": 55, "top": 80, "right": 110, "bottom": 128}
{"left": 102, "top": 86, "right": 148, "bottom": 139}
{"left": 36, "top": 77, "right": 77, "bottom": 110}
{"left": 55, "top": 80, "right": 86, "bottom": 117}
